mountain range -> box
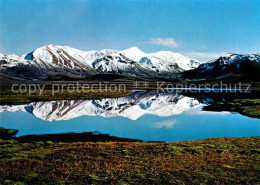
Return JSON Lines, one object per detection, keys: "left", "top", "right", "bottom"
{"left": 0, "top": 44, "right": 259, "bottom": 81}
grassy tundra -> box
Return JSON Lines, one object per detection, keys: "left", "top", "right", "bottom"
{"left": 0, "top": 137, "right": 259, "bottom": 184}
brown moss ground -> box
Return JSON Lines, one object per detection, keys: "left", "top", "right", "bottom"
{"left": 0, "top": 137, "right": 259, "bottom": 184}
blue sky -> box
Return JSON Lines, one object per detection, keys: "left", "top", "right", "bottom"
{"left": 0, "top": 0, "right": 259, "bottom": 61}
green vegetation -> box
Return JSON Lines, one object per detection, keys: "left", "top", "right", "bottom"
{"left": 0, "top": 137, "right": 259, "bottom": 184}
{"left": 234, "top": 99, "right": 260, "bottom": 117}
{"left": 204, "top": 98, "right": 260, "bottom": 118}
{"left": 0, "top": 127, "right": 18, "bottom": 139}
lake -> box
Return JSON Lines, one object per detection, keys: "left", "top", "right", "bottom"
{"left": 0, "top": 90, "right": 259, "bottom": 142}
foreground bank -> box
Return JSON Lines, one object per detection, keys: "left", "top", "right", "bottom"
{"left": 0, "top": 137, "right": 259, "bottom": 184}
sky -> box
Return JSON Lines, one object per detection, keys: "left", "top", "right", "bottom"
{"left": 0, "top": 0, "right": 259, "bottom": 62}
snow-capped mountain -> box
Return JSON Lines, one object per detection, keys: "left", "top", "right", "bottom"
{"left": 0, "top": 44, "right": 201, "bottom": 80}
{"left": 1, "top": 45, "right": 258, "bottom": 80}
{"left": 121, "top": 47, "right": 146, "bottom": 61}
{"left": 0, "top": 91, "right": 203, "bottom": 121}
{"left": 183, "top": 54, "right": 260, "bottom": 80}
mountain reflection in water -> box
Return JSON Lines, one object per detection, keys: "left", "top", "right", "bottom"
{"left": 0, "top": 90, "right": 259, "bottom": 142}
{"left": 0, "top": 90, "right": 259, "bottom": 121}
{"left": 0, "top": 90, "right": 204, "bottom": 121}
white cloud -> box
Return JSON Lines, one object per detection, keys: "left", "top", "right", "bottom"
{"left": 184, "top": 52, "right": 227, "bottom": 59}
{"left": 153, "top": 120, "right": 177, "bottom": 129}
{"left": 149, "top": 38, "right": 180, "bottom": 48}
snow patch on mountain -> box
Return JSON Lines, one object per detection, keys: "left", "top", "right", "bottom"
{"left": 121, "top": 46, "right": 146, "bottom": 61}
{"left": 139, "top": 51, "right": 201, "bottom": 73}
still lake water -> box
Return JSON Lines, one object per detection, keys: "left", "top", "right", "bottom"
{"left": 0, "top": 90, "right": 259, "bottom": 142}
